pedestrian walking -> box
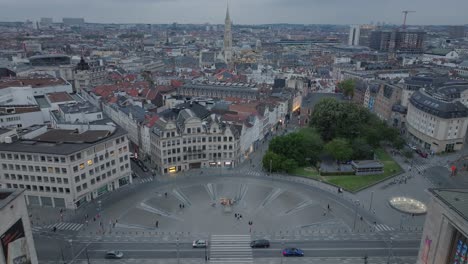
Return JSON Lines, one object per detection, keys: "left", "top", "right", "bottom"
{"left": 156, "top": 221, "right": 159, "bottom": 228}
{"left": 179, "top": 204, "right": 182, "bottom": 209}
{"left": 235, "top": 213, "right": 238, "bottom": 218}
{"left": 165, "top": 192, "right": 167, "bottom": 198}
{"left": 86, "top": 220, "right": 89, "bottom": 226}
{"left": 327, "top": 204, "right": 330, "bottom": 210}
{"left": 182, "top": 204, "right": 185, "bottom": 208}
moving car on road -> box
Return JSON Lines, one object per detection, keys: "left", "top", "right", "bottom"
{"left": 250, "top": 239, "right": 270, "bottom": 248}
{"left": 105, "top": 251, "right": 124, "bottom": 259}
{"left": 282, "top": 248, "right": 304, "bottom": 257}
{"left": 192, "top": 240, "right": 208, "bottom": 248}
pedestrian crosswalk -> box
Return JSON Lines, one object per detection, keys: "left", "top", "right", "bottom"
{"left": 238, "top": 169, "right": 264, "bottom": 177}
{"left": 32, "top": 222, "right": 83, "bottom": 233}
{"left": 138, "top": 177, "right": 155, "bottom": 184}
{"left": 210, "top": 234, "right": 253, "bottom": 264}
{"left": 374, "top": 224, "right": 394, "bottom": 232}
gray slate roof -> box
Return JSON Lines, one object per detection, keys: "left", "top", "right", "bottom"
{"left": 430, "top": 188, "right": 468, "bottom": 222}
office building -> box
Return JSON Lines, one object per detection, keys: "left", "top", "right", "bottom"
{"left": 62, "top": 18, "right": 85, "bottom": 25}
{"left": 370, "top": 30, "right": 426, "bottom": 53}
{"left": 40, "top": 17, "right": 53, "bottom": 26}
{"left": 417, "top": 189, "right": 468, "bottom": 264}
{"left": 0, "top": 189, "right": 38, "bottom": 264}
{"left": 0, "top": 125, "right": 132, "bottom": 209}
{"left": 348, "top": 25, "right": 360, "bottom": 46}
{"left": 448, "top": 25, "right": 466, "bottom": 39}
{"left": 406, "top": 86, "right": 468, "bottom": 153}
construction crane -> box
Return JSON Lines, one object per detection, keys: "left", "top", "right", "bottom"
{"left": 402, "top": 10, "right": 416, "bottom": 29}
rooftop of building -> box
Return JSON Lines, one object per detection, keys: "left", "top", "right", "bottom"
{"left": 430, "top": 188, "right": 468, "bottom": 222}
{"left": 46, "top": 92, "right": 74, "bottom": 103}
{"left": 0, "top": 77, "right": 68, "bottom": 89}
{"left": 0, "top": 127, "right": 126, "bottom": 155}
{"left": 59, "top": 102, "right": 100, "bottom": 114}
{"left": 351, "top": 160, "right": 384, "bottom": 169}
{"left": 0, "top": 105, "right": 41, "bottom": 116}
{"left": 410, "top": 89, "right": 468, "bottom": 119}
{"left": 0, "top": 189, "right": 25, "bottom": 210}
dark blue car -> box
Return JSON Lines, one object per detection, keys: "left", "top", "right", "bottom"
{"left": 282, "top": 248, "right": 304, "bottom": 257}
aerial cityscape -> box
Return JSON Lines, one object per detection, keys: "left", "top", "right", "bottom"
{"left": 0, "top": 1, "right": 467, "bottom": 264}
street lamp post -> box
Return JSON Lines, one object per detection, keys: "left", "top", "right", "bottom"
{"left": 281, "top": 236, "right": 285, "bottom": 264}
{"left": 387, "top": 237, "right": 394, "bottom": 264}
{"left": 353, "top": 200, "right": 359, "bottom": 231}
{"left": 269, "top": 159, "right": 272, "bottom": 175}
{"left": 176, "top": 237, "right": 180, "bottom": 264}
{"left": 68, "top": 239, "right": 74, "bottom": 262}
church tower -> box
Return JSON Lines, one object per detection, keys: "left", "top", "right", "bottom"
{"left": 223, "top": 3, "right": 233, "bottom": 64}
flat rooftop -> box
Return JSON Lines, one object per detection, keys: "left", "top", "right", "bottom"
{"left": 0, "top": 189, "right": 24, "bottom": 210}
{"left": 0, "top": 77, "right": 67, "bottom": 89}
{"left": 430, "top": 188, "right": 468, "bottom": 222}
{"left": 0, "top": 127, "right": 126, "bottom": 155}
{"left": 46, "top": 92, "right": 74, "bottom": 103}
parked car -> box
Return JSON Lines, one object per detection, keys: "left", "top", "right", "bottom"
{"left": 105, "top": 251, "right": 124, "bottom": 259}
{"left": 415, "top": 149, "right": 428, "bottom": 158}
{"left": 192, "top": 240, "right": 207, "bottom": 248}
{"left": 250, "top": 239, "right": 270, "bottom": 248}
{"left": 282, "top": 248, "right": 304, "bottom": 257}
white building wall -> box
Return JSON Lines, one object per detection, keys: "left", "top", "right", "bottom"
{"left": 0, "top": 111, "right": 44, "bottom": 129}
{"left": 0, "top": 190, "right": 39, "bottom": 264}
{"left": 0, "top": 87, "right": 36, "bottom": 105}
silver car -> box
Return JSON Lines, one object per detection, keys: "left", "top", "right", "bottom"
{"left": 192, "top": 240, "right": 207, "bottom": 248}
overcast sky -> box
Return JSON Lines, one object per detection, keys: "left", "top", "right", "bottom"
{"left": 0, "top": 0, "right": 467, "bottom": 25}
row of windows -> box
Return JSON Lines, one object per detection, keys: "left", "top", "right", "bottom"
{"left": 2, "top": 164, "right": 68, "bottom": 174}
{"left": 0, "top": 153, "right": 67, "bottom": 163}
{"left": 3, "top": 173, "right": 70, "bottom": 184}
{"left": 162, "top": 128, "right": 223, "bottom": 138}
{"left": 162, "top": 145, "right": 234, "bottom": 156}
{"left": 161, "top": 136, "right": 234, "bottom": 147}
{"left": 162, "top": 152, "right": 234, "bottom": 165}
{"left": 76, "top": 169, "right": 118, "bottom": 193}
{"left": 5, "top": 183, "right": 70, "bottom": 194}
{"left": 73, "top": 158, "right": 121, "bottom": 173}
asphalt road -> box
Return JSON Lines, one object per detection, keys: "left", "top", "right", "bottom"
{"left": 40, "top": 240, "right": 419, "bottom": 261}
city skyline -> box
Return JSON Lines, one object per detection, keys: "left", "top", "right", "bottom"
{"left": 0, "top": 0, "right": 468, "bottom": 25}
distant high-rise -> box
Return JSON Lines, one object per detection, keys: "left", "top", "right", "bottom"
{"left": 223, "top": 4, "right": 233, "bottom": 64}
{"left": 348, "top": 25, "right": 360, "bottom": 46}
{"left": 448, "top": 25, "right": 466, "bottom": 39}
{"left": 62, "top": 17, "right": 85, "bottom": 25}
{"left": 370, "top": 29, "right": 425, "bottom": 53}
{"left": 40, "top": 17, "right": 53, "bottom": 26}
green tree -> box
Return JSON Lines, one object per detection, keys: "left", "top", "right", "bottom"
{"left": 281, "top": 159, "right": 299, "bottom": 173}
{"left": 309, "top": 98, "right": 344, "bottom": 141}
{"left": 338, "top": 79, "right": 356, "bottom": 98}
{"left": 351, "top": 138, "right": 373, "bottom": 160}
{"left": 324, "top": 138, "right": 353, "bottom": 162}
{"left": 262, "top": 151, "right": 284, "bottom": 172}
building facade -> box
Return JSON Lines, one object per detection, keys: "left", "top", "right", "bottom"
{"left": 150, "top": 109, "right": 240, "bottom": 173}
{"left": 348, "top": 25, "right": 360, "bottom": 46}
{"left": 0, "top": 126, "right": 132, "bottom": 209}
{"left": 406, "top": 88, "right": 468, "bottom": 153}
{"left": 0, "top": 189, "right": 38, "bottom": 264}
{"left": 178, "top": 83, "right": 258, "bottom": 100}
{"left": 417, "top": 188, "right": 468, "bottom": 264}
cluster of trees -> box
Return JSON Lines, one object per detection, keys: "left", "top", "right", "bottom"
{"left": 262, "top": 98, "right": 404, "bottom": 172}
{"left": 262, "top": 128, "right": 323, "bottom": 173}
{"left": 311, "top": 98, "right": 404, "bottom": 162}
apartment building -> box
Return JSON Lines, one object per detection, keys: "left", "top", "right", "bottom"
{"left": 0, "top": 125, "right": 132, "bottom": 209}
{"left": 150, "top": 108, "right": 240, "bottom": 173}
{"left": 406, "top": 88, "right": 468, "bottom": 153}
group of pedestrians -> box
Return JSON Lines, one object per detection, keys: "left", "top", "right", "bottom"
{"left": 234, "top": 213, "right": 243, "bottom": 220}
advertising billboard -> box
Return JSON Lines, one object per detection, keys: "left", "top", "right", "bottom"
{"left": 0, "top": 219, "right": 31, "bottom": 264}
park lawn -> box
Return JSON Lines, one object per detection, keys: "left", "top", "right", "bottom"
{"left": 323, "top": 148, "right": 402, "bottom": 192}
{"left": 291, "top": 166, "right": 321, "bottom": 180}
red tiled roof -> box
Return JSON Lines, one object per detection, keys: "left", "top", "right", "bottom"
{"left": 145, "top": 115, "right": 159, "bottom": 127}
